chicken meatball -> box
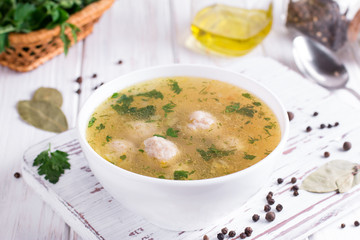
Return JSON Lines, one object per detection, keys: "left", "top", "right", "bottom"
{"left": 144, "top": 136, "right": 178, "bottom": 161}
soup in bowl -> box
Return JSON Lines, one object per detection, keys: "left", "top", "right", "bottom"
{"left": 77, "top": 65, "right": 289, "bottom": 231}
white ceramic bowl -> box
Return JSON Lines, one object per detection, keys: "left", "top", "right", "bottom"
{"left": 77, "top": 65, "right": 289, "bottom": 231}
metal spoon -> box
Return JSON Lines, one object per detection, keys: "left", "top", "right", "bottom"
{"left": 292, "top": 35, "right": 360, "bottom": 100}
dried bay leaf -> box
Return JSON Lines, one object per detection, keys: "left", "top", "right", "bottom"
{"left": 301, "top": 160, "right": 358, "bottom": 193}
{"left": 17, "top": 100, "right": 68, "bottom": 133}
{"left": 33, "top": 87, "right": 63, "bottom": 107}
{"left": 336, "top": 173, "right": 354, "bottom": 193}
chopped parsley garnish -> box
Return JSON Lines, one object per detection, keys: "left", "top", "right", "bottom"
{"left": 264, "top": 117, "right": 271, "bottom": 121}
{"left": 237, "top": 105, "right": 256, "bottom": 117}
{"left": 225, "top": 103, "right": 256, "bottom": 117}
{"left": 138, "top": 149, "right": 144, "bottom": 153}
{"left": 158, "top": 175, "right": 166, "bottom": 179}
{"left": 244, "top": 153, "right": 256, "bottom": 160}
{"left": 166, "top": 128, "right": 179, "bottom": 138}
{"left": 106, "top": 135, "right": 112, "bottom": 142}
{"left": 197, "top": 145, "right": 235, "bottom": 161}
{"left": 242, "top": 93, "right": 252, "bottom": 99}
{"left": 153, "top": 134, "right": 166, "bottom": 139}
{"left": 173, "top": 170, "right": 195, "bottom": 180}
{"left": 245, "top": 120, "right": 251, "bottom": 125}
{"left": 88, "top": 117, "right": 96, "bottom": 128}
{"left": 33, "top": 144, "right": 70, "bottom": 184}
{"left": 162, "top": 101, "right": 176, "bottom": 117}
{"left": 225, "top": 102, "right": 240, "bottom": 113}
{"left": 111, "top": 92, "right": 119, "bottom": 98}
{"left": 112, "top": 94, "right": 156, "bottom": 119}
{"left": 168, "top": 79, "right": 182, "bottom": 94}
{"left": 120, "top": 155, "right": 127, "bottom": 160}
{"left": 137, "top": 89, "right": 164, "bottom": 100}
{"left": 248, "top": 136, "right": 259, "bottom": 144}
{"left": 96, "top": 123, "right": 105, "bottom": 131}
{"left": 253, "top": 102, "right": 261, "bottom": 106}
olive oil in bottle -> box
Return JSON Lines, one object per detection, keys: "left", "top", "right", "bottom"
{"left": 191, "top": 4, "right": 273, "bottom": 56}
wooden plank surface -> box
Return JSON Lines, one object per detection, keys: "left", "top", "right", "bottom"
{"left": 2, "top": 0, "right": 360, "bottom": 239}
{"left": 22, "top": 57, "right": 360, "bottom": 240}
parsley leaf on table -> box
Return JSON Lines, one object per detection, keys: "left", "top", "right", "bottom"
{"left": 33, "top": 145, "right": 70, "bottom": 184}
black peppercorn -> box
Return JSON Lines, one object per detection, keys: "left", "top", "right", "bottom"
{"left": 267, "top": 198, "right": 275, "bottom": 205}
{"left": 264, "top": 205, "right": 271, "bottom": 212}
{"left": 252, "top": 214, "right": 260, "bottom": 222}
{"left": 277, "top": 178, "right": 283, "bottom": 184}
{"left": 313, "top": 112, "right": 318, "bottom": 116}
{"left": 92, "top": 73, "right": 97, "bottom": 78}
{"left": 291, "top": 185, "right": 299, "bottom": 191}
{"left": 228, "top": 231, "right": 236, "bottom": 237}
{"left": 341, "top": 223, "right": 345, "bottom": 228}
{"left": 324, "top": 151, "right": 330, "bottom": 158}
{"left": 75, "top": 76, "right": 82, "bottom": 84}
{"left": 221, "top": 227, "right": 228, "bottom": 235}
{"left": 320, "top": 123, "right": 326, "bottom": 129}
{"left": 217, "top": 233, "right": 224, "bottom": 240}
{"left": 293, "top": 190, "right": 299, "bottom": 196}
{"left": 203, "top": 235, "right": 209, "bottom": 240}
{"left": 291, "top": 177, "right": 297, "bottom": 184}
{"left": 265, "top": 212, "right": 276, "bottom": 222}
{"left": 343, "top": 142, "right": 352, "bottom": 151}
{"left": 306, "top": 126, "right": 312, "bottom": 132}
{"left": 244, "top": 227, "right": 253, "bottom": 237}
{"left": 355, "top": 221, "right": 359, "bottom": 227}
{"left": 239, "top": 232, "right": 247, "bottom": 239}
{"left": 14, "top": 172, "right": 21, "bottom": 178}
{"left": 276, "top": 204, "right": 283, "bottom": 212}
{"left": 334, "top": 122, "right": 339, "bottom": 127}
{"left": 287, "top": 111, "right": 294, "bottom": 121}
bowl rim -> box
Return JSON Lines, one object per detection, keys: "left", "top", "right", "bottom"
{"left": 77, "top": 64, "right": 289, "bottom": 186}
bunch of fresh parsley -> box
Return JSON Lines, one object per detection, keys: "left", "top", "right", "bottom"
{"left": 0, "top": 0, "right": 98, "bottom": 54}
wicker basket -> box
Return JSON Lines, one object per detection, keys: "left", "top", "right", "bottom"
{"left": 0, "top": 0, "right": 114, "bottom": 72}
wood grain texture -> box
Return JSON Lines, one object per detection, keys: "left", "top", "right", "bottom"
{"left": 2, "top": 0, "right": 360, "bottom": 239}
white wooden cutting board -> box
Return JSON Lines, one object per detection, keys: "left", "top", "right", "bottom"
{"left": 22, "top": 58, "right": 360, "bottom": 240}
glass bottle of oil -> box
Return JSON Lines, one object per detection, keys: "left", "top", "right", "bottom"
{"left": 191, "top": 3, "right": 273, "bottom": 56}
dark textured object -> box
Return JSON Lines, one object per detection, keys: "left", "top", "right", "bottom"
{"left": 324, "top": 151, "right": 330, "bottom": 158}
{"left": 75, "top": 76, "right": 83, "bottom": 84}
{"left": 14, "top": 172, "right": 21, "bottom": 178}
{"left": 239, "top": 233, "right": 247, "bottom": 239}
{"left": 203, "top": 235, "right": 209, "bottom": 240}
{"left": 286, "top": 0, "right": 349, "bottom": 51}
{"left": 354, "top": 221, "right": 359, "bottom": 227}
{"left": 328, "top": 124, "right": 333, "bottom": 128}
{"left": 264, "top": 205, "right": 271, "bottom": 212}
{"left": 267, "top": 198, "right": 275, "bottom": 205}
{"left": 221, "top": 227, "right": 228, "bottom": 235}
{"left": 265, "top": 212, "right": 276, "bottom": 222}
{"left": 291, "top": 185, "right": 299, "bottom": 191}
{"left": 277, "top": 178, "right": 284, "bottom": 184}
{"left": 287, "top": 111, "right": 294, "bottom": 121}
{"left": 252, "top": 214, "right": 260, "bottom": 222}
{"left": 320, "top": 123, "right": 326, "bottom": 129}
{"left": 306, "top": 126, "right": 312, "bottom": 132}
{"left": 294, "top": 190, "right": 299, "bottom": 196}
{"left": 291, "top": 177, "right": 297, "bottom": 184}
{"left": 276, "top": 204, "right": 283, "bottom": 212}
{"left": 76, "top": 89, "right": 81, "bottom": 94}
{"left": 313, "top": 112, "right": 318, "bottom": 116}
{"left": 334, "top": 122, "right": 339, "bottom": 126}
{"left": 341, "top": 223, "right": 346, "bottom": 228}
{"left": 228, "top": 231, "right": 236, "bottom": 237}
{"left": 118, "top": 60, "right": 123, "bottom": 64}
{"left": 343, "top": 141, "right": 352, "bottom": 151}
{"left": 217, "top": 233, "right": 224, "bottom": 240}
{"left": 92, "top": 73, "right": 97, "bottom": 78}
{"left": 244, "top": 227, "right": 253, "bottom": 237}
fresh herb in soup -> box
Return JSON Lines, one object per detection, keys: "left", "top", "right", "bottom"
{"left": 86, "top": 77, "right": 281, "bottom": 180}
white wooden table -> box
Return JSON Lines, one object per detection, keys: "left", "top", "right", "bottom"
{"left": 2, "top": 0, "right": 360, "bottom": 239}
